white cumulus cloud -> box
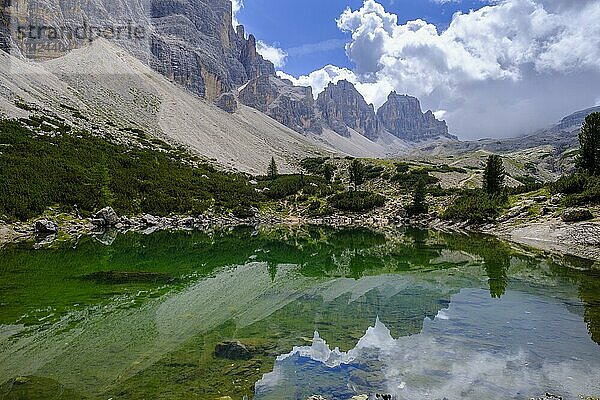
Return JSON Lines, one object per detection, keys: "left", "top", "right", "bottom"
{"left": 231, "top": 0, "right": 243, "bottom": 27}
{"left": 282, "top": 0, "right": 600, "bottom": 139}
{"left": 256, "top": 41, "right": 288, "bottom": 68}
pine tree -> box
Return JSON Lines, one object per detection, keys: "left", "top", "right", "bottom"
{"left": 267, "top": 157, "right": 278, "bottom": 179}
{"left": 483, "top": 154, "right": 505, "bottom": 195}
{"left": 576, "top": 112, "right": 600, "bottom": 175}
{"left": 407, "top": 178, "right": 428, "bottom": 216}
{"left": 348, "top": 159, "right": 365, "bottom": 191}
{"left": 323, "top": 163, "right": 334, "bottom": 183}
{"left": 100, "top": 165, "right": 114, "bottom": 207}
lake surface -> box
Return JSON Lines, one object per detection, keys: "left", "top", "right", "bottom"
{"left": 0, "top": 226, "right": 599, "bottom": 400}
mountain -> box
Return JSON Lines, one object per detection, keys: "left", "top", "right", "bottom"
{"left": 0, "top": 0, "right": 457, "bottom": 166}
{"left": 377, "top": 92, "right": 452, "bottom": 142}
{"left": 1, "top": 0, "right": 274, "bottom": 100}
{"left": 548, "top": 106, "right": 600, "bottom": 135}
{"left": 238, "top": 75, "right": 322, "bottom": 134}
{"left": 435, "top": 105, "right": 600, "bottom": 156}
{"left": 0, "top": 39, "right": 324, "bottom": 174}
{"left": 316, "top": 80, "right": 379, "bottom": 140}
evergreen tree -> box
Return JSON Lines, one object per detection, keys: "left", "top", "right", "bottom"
{"left": 483, "top": 154, "right": 505, "bottom": 195}
{"left": 407, "top": 178, "right": 428, "bottom": 216}
{"left": 348, "top": 159, "right": 365, "bottom": 191}
{"left": 323, "top": 163, "right": 334, "bottom": 183}
{"left": 576, "top": 112, "right": 600, "bottom": 175}
{"left": 267, "top": 157, "right": 278, "bottom": 179}
{"left": 100, "top": 165, "right": 114, "bottom": 207}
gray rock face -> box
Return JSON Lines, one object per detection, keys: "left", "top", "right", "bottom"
{"left": 1, "top": 0, "right": 274, "bottom": 100}
{"left": 34, "top": 219, "right": 58, "bottom": 234}
{"left": 216, "top": 92, "right": 238, "bottom": 113}
{"left": 316, "top": 80, "right": 378, "bottom": 140}
{"left": 561, "top": 208, "right": 594, "bottom": 222}
{"left": 145, "top": 2, "right": 274, "bottom": 100}
{"left": 377, "top": 92, "right": 450, "bottom": 141}
{"left": 93, "top": 207, "right": 119, "bottom": 227}
{"left": 239, "top": 75, "right": 322, "bottom": 134}
{"left": 550, "top": 106, "right": 600, "bottom": 134}
{"left": 214, "top": 340, "right": 252, "bottom": 360}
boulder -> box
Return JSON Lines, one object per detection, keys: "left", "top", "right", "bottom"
{"left": 93, "top": 207, "right": 119, "bottom": 227}
{"left": 214, "top": 340, "right": 252, "bottom": 360}
{"left": 141, "top": 214, "right": 159, "bottom": 226}
{"left": 34, "top": 219, "right": 58, "bottom": 234}
{"left": 178, "top": 217, "right": 196, "bottom": 228}
{"left": 561, "top": 208, "right": 594, "bottom": 222}
{"left": 550, "top": 194, "right": 563, "bottom": 205}
{"left": 216, "top": 92, "right": 238, "bottom": 113}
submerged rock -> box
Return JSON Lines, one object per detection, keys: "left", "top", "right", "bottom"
{"left": 83, "top": 271, "right": 175, "bottom": 284}
{"left": 561, "top": 208, "right": 594, "bottom": 222}
{"left": 214, "top": 340, "right": 252, "bottom": 360}
{"left": 34, "top": 219, "right": 58, "bottom": 234}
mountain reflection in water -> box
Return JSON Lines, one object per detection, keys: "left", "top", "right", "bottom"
{"left": 256, "top": 289, "right": 600, "bottom": 400}
{"left": 0, "top": 225, "right": 598, "bottom": 400}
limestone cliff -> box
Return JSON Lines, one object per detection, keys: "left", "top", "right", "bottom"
{"left": 0, "top": 0, "right": 274, "bottom": 99}
{"left": 316, "top": 80, "right": 378, "bottom": 140}
{"left": 238, "top": 75, "right": 322, "bottom": 134}
{"left": 377, "top": 92, "right": 450, "bottom": 141}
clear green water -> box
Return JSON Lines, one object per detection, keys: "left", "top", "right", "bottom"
{"left": 0, "top": 226, "right": 598, "bottom": 400}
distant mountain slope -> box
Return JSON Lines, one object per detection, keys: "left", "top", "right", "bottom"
{"left": 434, "top": 105, "right": 600, "bottom": 156}
{"left": 412, "top": 106, "right": 600, "bottom": 183}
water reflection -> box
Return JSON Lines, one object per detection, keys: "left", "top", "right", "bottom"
{"left": 255, "top": 289, "right": 600, "bottom": 400}
{"left": 0, "top": 225, "right": 599, "bottom": 399}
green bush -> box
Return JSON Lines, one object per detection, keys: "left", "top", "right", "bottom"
{"left": 551, "top": 173, "right": 588, "bottom": 195}
{"left": 563, "top": 175, "right": 600, "bottom": 206}
{"left": 390, "top": 169, "right": 440, "bottom": 187}
{"left": 259, "top": 175, "right": 335, "bottom": 199}
{"left": 0, "top": 119, "right": 260, "bottom": 221}
{"left": 300, "top": 157, "right": 336, "bottom": 182}
{"left": 329, "top": 191, "right": 385, "bottom": 212}
{"left": 363, "top": 164, "right": 385, "bottom": 181}
{"left": 300, "top": 157, "right": 328, "bottom": 174}
{"left": 442, "top": 190, "right": 507, "bottom": 223}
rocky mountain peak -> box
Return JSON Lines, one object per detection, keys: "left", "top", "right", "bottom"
{"left": 316, "top": 80, "right": 378, "bottom": 140}
{"left": 377, "top": 92, "right": 451, "bottom": 141}
{"left": 238, "top": 75, "right": 322, "bottom": 134}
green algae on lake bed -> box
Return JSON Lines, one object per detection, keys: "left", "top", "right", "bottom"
{"left": 0, "top": 226, "right": 599, "bottom": 399}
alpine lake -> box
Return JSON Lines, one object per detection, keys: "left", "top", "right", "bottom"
{"left": 0, "top": 225, "right": 599, "bottom": 400}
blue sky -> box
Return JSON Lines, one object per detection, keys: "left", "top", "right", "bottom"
{"left": 237, "top": 0, "right": 489, "bottom": 76}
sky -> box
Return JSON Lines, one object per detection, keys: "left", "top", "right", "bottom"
{"left": 235, "top": 0, "right": 600, "bottom": 140}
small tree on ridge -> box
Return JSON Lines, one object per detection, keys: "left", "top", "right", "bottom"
{"left": 348, "top": 159, "right": 365, "bottom": 191}
{"left": 577, "top": 112, "right": 600, "bottom": 175}
{"left": 267, "top": 157, "right": 278, "bottom": 179}
{"left": 483, "top": 154, "right": 505, "bottom": 195}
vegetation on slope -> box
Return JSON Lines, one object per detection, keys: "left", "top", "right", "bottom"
{"left": 551, "top": 112, "right": 600, "bottom": 207}
{"left": 0, "top": 118, "right": 259, "bottom": 221}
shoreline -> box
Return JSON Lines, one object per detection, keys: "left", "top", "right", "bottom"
{"left": 1, "top": 210, "right": 599, "bottom": 264}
